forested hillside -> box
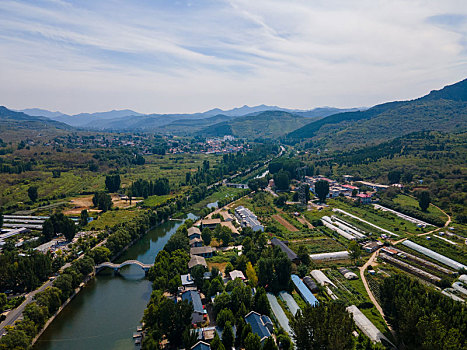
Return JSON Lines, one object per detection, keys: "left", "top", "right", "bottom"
{"left": 199, "top": 111, "right": 311, "bottom": 139}
{"left": 0, "top": 107, "right": 72, "bottom": 141}
{"left": 287, "top": 78, "right": 467, "bottom": 149}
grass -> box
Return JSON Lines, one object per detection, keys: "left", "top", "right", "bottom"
{"left": 87, "top": 209, "right": 141, "bottom": 230}
{"left": 392, "top": 194, "right": 447, "bottom": 221}
{"left": 191, "top": 186, "right": 246, "bottom": 212}
{"left": 142, "top": 194, "right": 175, "bottom": 207}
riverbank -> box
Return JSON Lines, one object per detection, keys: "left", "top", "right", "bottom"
{"left": 33, "top": 215, "right": 194, "bottom": 350}
{"left": 30, "top": 219, "right": 165, "bottom": 347}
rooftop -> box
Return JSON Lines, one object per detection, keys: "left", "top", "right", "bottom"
{"left": 271, "top": 237, "right": 298, "bottom": 261}
{"left": 182, "top": 290, "right": 204, "bottom": 314}
{"left": 245, "top": 311, "right": 271, "bottom": 341}
{"left": 188, "top": 255, "right": 207, "bottom": 269}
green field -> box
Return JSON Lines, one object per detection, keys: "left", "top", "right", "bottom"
{"left": 87, "top": 209, "right": 142, "bottom": 230}
{"left": 392, "top": 194, "right": 447, "bottom": 221}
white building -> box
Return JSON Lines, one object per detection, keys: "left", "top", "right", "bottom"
{"left": 235, "top": 206, "right": 264, "bottom": 232}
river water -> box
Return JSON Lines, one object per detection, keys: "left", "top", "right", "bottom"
{"left": 34, "top": 214, "right": 196, "bottom": 350}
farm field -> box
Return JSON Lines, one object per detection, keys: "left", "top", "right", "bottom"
{"left": 331, "top": 199, "right": 430, "bottom": 236}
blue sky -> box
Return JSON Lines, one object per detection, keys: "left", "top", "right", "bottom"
{"left": 1, "top": 0, "right": 466, "bottom": 114}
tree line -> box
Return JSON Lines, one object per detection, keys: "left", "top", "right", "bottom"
{"left": 380, "top": 274, "right": 466, "bottom": 349}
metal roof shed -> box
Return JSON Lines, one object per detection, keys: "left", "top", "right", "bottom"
{"left": 291, "top": 274, "right": 319, "bottom": 307}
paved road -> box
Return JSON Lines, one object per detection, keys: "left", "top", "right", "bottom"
{"left": 0, "top": 279, "right": 54, "bottom": 336}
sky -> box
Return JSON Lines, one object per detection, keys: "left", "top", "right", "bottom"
{"left": 0, "top": 0, "right": 466, "bottom": 114}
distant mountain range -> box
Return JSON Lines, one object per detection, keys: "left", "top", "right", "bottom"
{"left": 4, "top": 78, "right": 467, "bottom": 146}
{"left": 17, "top": 105, "right": 360, "bottom": 130}
{"left": 0, "top": 107, "right": 72, "bottom": 141}
{"left": 287, "top": 78, "right": 467, "bottom": 148}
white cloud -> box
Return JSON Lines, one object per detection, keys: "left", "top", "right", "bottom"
{"left": 0, "top": 0, "right": 466, "bottom": 114}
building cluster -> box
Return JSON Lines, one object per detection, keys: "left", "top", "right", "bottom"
{"left": 305, "top": 175, "right": 364, "bottom": 200}
{"left": 234, "top": 206, "right": 264, "bottom": 232}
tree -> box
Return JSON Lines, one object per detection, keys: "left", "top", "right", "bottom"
{"left": 105, "top": 174, "right": 121, "bottom": 193}
{"left": 314, "top": 180, "right": 329, "bottom": 203}
{"left": 90, "top": 246, "right": 111, "bottom": 264}
{"left": 263, "top": 336, "right": 278, "bottom": 350}
{"left": 274, "top": 194, "right": 287, "bottom": 207}
{"left": 297, "top": 245, "right": 311, "bottom": 266}
{"left": 245, "top": 262, "right": 258, "bottom": 286}
{"left": 274, "top": 170, "right": 290, "bottom": 191}
{"left": 79, "top": 209, "right": 89, "bottom": 227}
{"left": 92, "top": 191, "right": 113, "bottom": 212}
{"left": 244, "top": 332, "right": 262, "bottom": 350}
{"left": 387, "top": 170, "right": 401, "bottom": 184}
{"left": 225, "top": 262, "right": 234, "bottom": 276}
{"left": 28, "top": 186, "right": 38, "bottom": 202}
{"left": 348, "top": 240, "right": 362, "bottom": 265}
{"left": 222, "top": 321, "right": 234, "bottom": 349}
{"left": 191, "top": 265, "right": 207, "bottom": 289}
{"left": 216, "top": 308, "right": 235, "bottom": 328}
{"left": 211, "top": 332, "right": 226, "bottom": 350}
{"left": 291, "top": 302, "right": 354, "bottom": 350}
{"left": 277, "top": 334, "right": 293, "bottom": 350}
{"left": 219, "top": 226, "right": 232, "bottom": 247}
{"left": 42, "top": 213, "right": 76, "bottom": 242}
{"left": 202, "top": 228, "right": 212, "bottom": 246}
{"left": 418, "top": 191, "right": 431, "bottom": 212}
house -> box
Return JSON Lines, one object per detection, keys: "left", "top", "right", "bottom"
{"left": 245, "top": 311, "right": 273, "bottom": 344}
{"left": 191, "top": 246, "right": 215, "bottom": 258}
{"left": 363, "top": 241, "right": 382, "bottom": 253}
{"left": 356, "top": 193, "right": 372, "bottom": 204}
{"left": 188, "top": 226, "right": 202, "bottom": 240}
{"left": 229, "top": 270, "right": 246, "bottom": 281}
{"left": 201, "top": 219, "right": 222, "bottom": 230}
{"left": 188, "top": 255, "right": 207, "bottom": 270}
{"left": 356, "top": 181, "right": 389, "bottom": 192}
{"left": 342, "top": 175, "right": 354, "bottom": 183}
{"left": 190, "top": 237, "right": 203, "bottom": 248}
{"left": 191, "top": 341, "right": 211, "bottom": 350}
{"left": 181, "top": 274, "right": 195, "bottom": 287}
{"left": 182, "top": 290, "right": 206, "bottom": 324}
{"left": 271, "top": 237, "right": 299, "bottom": 263}
{"left": 235, "top": 206, "right": 264, "bottom": 232}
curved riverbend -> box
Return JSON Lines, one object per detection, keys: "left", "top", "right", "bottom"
{"left": 34, "top": 214, "right": 196, "bottom": 350}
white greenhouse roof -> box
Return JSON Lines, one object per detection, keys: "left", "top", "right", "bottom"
{"left": 311, "top": 270, "right": 336, "bottom": 287}
{"left": 309, "top": 251, "right": 350, "bottom": 261}
{"left": 402, "top": 240, "right": 467, "bottom": 271}
{"left": 346, "top": 305, "right": 392, "bottom": 344}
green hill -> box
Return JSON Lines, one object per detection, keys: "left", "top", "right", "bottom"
{"left": 287, "top": 78, "right": 467, "bottom": 149}
{"left": 198, "top": 111, "right": 311, "bottom": 139}
{"left": 0, "top": 106, "right": 72, "bottom": 141}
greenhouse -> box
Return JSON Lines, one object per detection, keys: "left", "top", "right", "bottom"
{"left": 402, "top": 240, "right": 467, "bottom": 271}
{"left": 311, "top": 270, "right": 336, "bottom": 287}
{"left": 309, "top": 251, "right": 349, "bottom": 261}
{"left": 291, "top": 274, "right": 319, "bottom": 307}
{"left": 346, "top": 305, "right": 391, "bottom": 344}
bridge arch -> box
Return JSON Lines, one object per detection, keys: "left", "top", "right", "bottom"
{"left": 96, "top": 260, "right": 153, "bottom": 274}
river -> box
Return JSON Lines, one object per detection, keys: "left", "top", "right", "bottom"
{"left": 34, "top": 214, "right": 196, "bottom": 350}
